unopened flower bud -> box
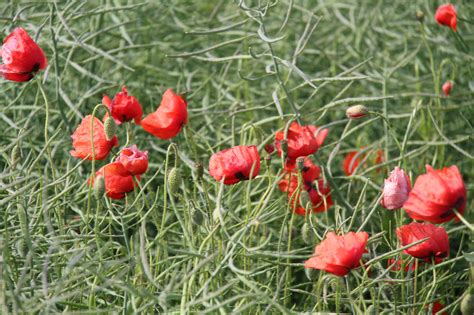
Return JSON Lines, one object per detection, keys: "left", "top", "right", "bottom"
{"left": 191, "top": 206, "right": 204, "bottom": 225}
{"left": 264, "top": 144, "right": 275, "bottom": 154}
{"left": 94, "top": 175, "right": 106, "bottom": 199}
{"left": 346, "top": 105, "right": 368, "bottom": 119}
{"left": 296, "top": 157, "right": 305, "bottom": 171}
{"left": 167, "top": 167, "right": 181, "bottom": 195}
{"left": 299, "top": 190, "right": 311, "bottom": 209}
{"left": 194, "top": 162, "right": 203, "bottom": 180}
{"left": 104, "top": 117, "right": 116, "bottom": 141}
{"left": 15, "top": 238, "right": 28, "bottom": 258}
{"left": 442, "top": 80, "right": 453, "bottom": 96}
{"left": 381, "top": 167, "right": 411, "bottom": 210}
{"left": 301, "top": 222, "right": 313, "bottom": 245}
{"left": 415, "top": 10, "right": 425, "bottom": 23}
{"left": 460, "top": 287, "right": 474, "bottom": 315}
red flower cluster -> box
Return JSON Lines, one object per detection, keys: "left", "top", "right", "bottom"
{"left": 0, "top": 28, "right": 47, "bottom": 82}
{"left": 209, "top": 145, "right": 260, "bottom": 185}
{"left": 278, "top": 158, "right": 332, "bottom": 215}
{"left": 275, "top": 122, "right": 328, "bottom": 161}
{"left": 305, "top": 231, "right": 368, "bottom": 276}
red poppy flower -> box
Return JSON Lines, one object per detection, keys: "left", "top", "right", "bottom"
{"left": 274, "top": 122, "right": 328, "bottom": 161}
{"left": 209, "top": 145, "right": 260, "bottom": 185}
{"left": 264, "top": 144, "right": 275, "bottom": 154}
{"left": 116, "top": 145, "right": 148, "bottom": 175}
{"left": 381, "top": 167, "right": 411, "bottom": 210}
{"left": 442, "top": 81, "right": 453, "bottom": 96}
{"left": 435, "top": 3, "right": 457, "bottom": 31}
{"left": 102, "top": 86, "right": 143, "bottom": 125}
{"left": 396, "top": 222, "right": 449, "bottom": 263}
{"left": 0, "top": 27, "right": 47, "bottom": 82}
{"left": 278, "top": 158, "right": 332, "bottom": 215}
{"left": 403, "top": 165, "right": 466, "bottom": 223}
{"left": 70, "top": 115, "right": 118, "bottom": 160}
{"left": 305, "top": 231, "right": 368, "bottom": 276}
{"left": 343, "top": 149, "right": 384, "bottom": 176}
{"left": 141, "top": 89, "right": 188, "bottom": 140}
{"left": 92, "top": 162, "right": 137, "bottom": 199}
{"left": 431, "top": 301, "right": 448, "bottom": 315}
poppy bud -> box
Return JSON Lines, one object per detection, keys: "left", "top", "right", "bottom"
{"left": 264, "top": 144, "right": 275, "bottom": 154}
{"left": 94, "top": 175, "right": 106, "bottom": 199}
{"left": 11, "top": 144, "right": 21, "bottom": 166}
{"left": 167, "top": 167, "right": 181, "bottom": 195}
{"left": 191, "top": 206, "right": 204, "bottom": 226}
{"left": 442, "top": 81, "right": 453, "bottom": 96}
{"left": 15, "top": 238, "right": 28, "bottom": 258}
{"left": 296, "top": 157, "right": 305, "bottom": 171}
{"left": 194, "top": 161, "right": 203, "bottom": 180}
{"left": 346, "top": 105, "right": 368, "bottom": 119}
{"left": 299, "top": 190, "right": 311, "bottom": 209}
{"left": 460, "top": 287, "right": 474, "bottom": 315}
{"left": 104, "top": 116, "right": 116, "bottom": 141}
{"left": 415, "top": 10, "right": 425, "bottom": 22}
{"left": 301, "top": 222, "right": 314, "bottom": 245}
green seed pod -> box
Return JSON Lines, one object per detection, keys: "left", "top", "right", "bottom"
{"left": 167, "top": 167, "right": 181, "bottom": 195}
{"left": 104, "top": 117, "right": 116, "bottom": 141}
{"left": 11, "top": 144, "right": 21, "bottom": 166}
{"left": 301, "top": 222, "right": 313, "bottom": 245}
{"left": 299, "top": 190, "right": 311, "bottom": 209}
{"left": 191, "top": 207, "right": 204, "bottom": 226}
{"left": 94, "top": 175, "right": 106, "bottom": 199}
{"left": 15, "top": 238, "right": 28, "bottom": 258}
{"left": 461, "top": 288, "right": 474, "bottom": 315}
{"left": 194, "top": 161, "right": 203, "bottom": 180}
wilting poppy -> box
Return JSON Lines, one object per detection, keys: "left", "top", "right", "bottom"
{"left": 92, "top": 162, "right": 137, "bottom": 199}
{"left": 396, "top": 222, "right": 449, "bottom": 263}
{"left": 209, "top": 145, "right": 260, "bottom": 185}
{"left": 304, "top": 231, "right": 369, "bottom": 276}
{"left": 70, "top": 115, "right": 118, "bottom": 160}
{"left": 403, "top": 165, "right": 466, "bottom": 223}
{"left": 381, "top": 167, "right": 411, "bottom": 210}
{"left": 141, "top": 89, "right": 188, "bottom": 140}
{"left": 442, "top": 81, "right": 453, "bottom": 96}
{"left": 274, "top": 122, "right": 328, "bottom": 161}
{"left": 343, "top": 149, "right": 384, "bottom": 176}
{"left": 0, "top": 27, "right": 47, "bottom": 82}
{"left": 278, "top": 158, "right": 332, "bottom": 215}
{"left": 102, "top": 86, "right": 143, "bottom": 125}
{"left": 435, "top": 3, "right": 457, "bottom": 31}
{"left": 116, "top": 145, "right": 148, "bottom": 175}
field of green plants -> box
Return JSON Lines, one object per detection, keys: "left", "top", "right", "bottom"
{"left": 0, "top": 1, "right": 473, "bottom": 314}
